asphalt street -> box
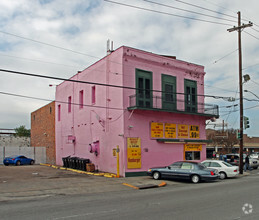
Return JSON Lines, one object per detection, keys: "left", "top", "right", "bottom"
{"left": 0, "top": 165, "right": 258, "bottom": 220}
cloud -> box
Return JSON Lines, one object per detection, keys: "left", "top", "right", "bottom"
{"left": 0, "top": 0, "right": 259, "bottom": 136}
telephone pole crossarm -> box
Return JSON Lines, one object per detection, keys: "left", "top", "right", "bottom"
{"left": 227, "top": 21, "right": 253, "bottom": 32}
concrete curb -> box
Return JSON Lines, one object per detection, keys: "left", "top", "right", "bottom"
{"left": 122, "top": 181, "right": 167, "bottom": 190}
{"left": 40, "top": 163, "right": 118, "bottom": 178}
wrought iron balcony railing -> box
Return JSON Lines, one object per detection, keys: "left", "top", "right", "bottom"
{"left": 128, "top": 93, "right": 219, "bottom": 117}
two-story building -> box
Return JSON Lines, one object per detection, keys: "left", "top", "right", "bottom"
{"left": 55, "top": 46, "right": 219, "bottom": 177}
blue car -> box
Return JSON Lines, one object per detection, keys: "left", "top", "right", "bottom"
{"left": 147, "top": 161, "right": 219, "bottom": 183}
{"left": 3, "top": 155, "right": 35, "bottom": 166}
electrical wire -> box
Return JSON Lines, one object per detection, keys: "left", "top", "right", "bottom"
{"left": 0, "top": 91, "right": 124, "bottom": 111}
{"left": 0, "top": 68, "right": 236, "bottom": 100}
{"left": 103, "top": 0, "right": 233, "bottom": 26}
{"left": 142, "top": 0, "right": 236, "bottom": 23}
{"left": 244, "top": 31, "right": 259, "bottom": 40}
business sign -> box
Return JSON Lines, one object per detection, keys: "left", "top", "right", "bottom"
{"left": 184, "top": 144, "right": 202, "bottom": 151}
{"left": 189, "top": 125, "right": 199, "bottom": 139}
{"left": 151, "top": 122, "right": 164, "bottom": 138}
{"left": 127, "top": 137, "right": 141, "bottom": 169}
{"left": 164, "top": 123, "right": 176, "bottom": 138}
{"left": 178, "top": 124, "right": 189, "bottom": 139}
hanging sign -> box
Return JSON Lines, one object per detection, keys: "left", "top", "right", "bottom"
{"left": 184, "top": 144, "right": 202, "bottom": 151}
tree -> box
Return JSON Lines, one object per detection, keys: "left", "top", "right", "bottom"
{"left": 14, "top": 125, "right": 31, "bottom": 137}
{"left": 207, "top": 128, "right": 239, "bottom": 153}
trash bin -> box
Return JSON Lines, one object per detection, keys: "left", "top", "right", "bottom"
{"left": 81, "top": 159, "right": 90, "bottom": 171}
{"left": 62, "top": 156, "right": 70, "bottom": 168}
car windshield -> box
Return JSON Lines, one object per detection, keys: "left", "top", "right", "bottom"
{"left": 222, "top": 161, "right": 233, "bottom": 167}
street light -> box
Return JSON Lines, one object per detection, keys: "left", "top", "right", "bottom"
{"left": 244, "top": 90, "right": 259, "bottom": 100}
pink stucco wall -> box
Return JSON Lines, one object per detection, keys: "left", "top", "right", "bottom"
{"left": 55, "top": 46, "right": 210, "bottom": 176}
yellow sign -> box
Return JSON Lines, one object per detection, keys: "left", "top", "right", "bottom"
{"left": 189, "top": 125, "right": 199, "bottom": 139}
{"left": 184, "top": 144, "right": 202, "bottom": 151}
{"left": 178, "top": 124, "right": 189, "bottom": 138}
{"left": 127, "top": 138, "right": 141, "bottom": 169}
{"left": 164, "top": 123, "right": 176, "bottom": 138}
{"left": 113, "top": 148, "right": 116, "bottom": 157}
{"left": 151, "top": 122, "right": 164, "bottom": 138}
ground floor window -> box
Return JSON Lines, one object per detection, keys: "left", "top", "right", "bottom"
{"left": 185, "top": 151, "right": 200, "bottom": 160}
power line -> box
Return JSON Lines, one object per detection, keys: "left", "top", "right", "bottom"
{"left": 0, "top": 30, "right": 100, "bottom": 59}
{"left": 0, "top": 53, "right": 81, "bottom": 69}
{"left": 0, "top": 91, "right": 124, "bottom": 111}
{"left": 172, "top": 0, "right": 236, "bottom": 19}
{"left": 244, "top": 31, "right": 259, "bottom": 40}
{"left": 142, "top": 0, "right": 236, "bottom": 23}
{"left": 0, "top": 68, "right": 235, "bottom": 100}
{"left": 103, "top": 0, "right": 233, "bottom": 26}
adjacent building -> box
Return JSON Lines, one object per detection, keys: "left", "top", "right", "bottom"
{"left": 31, "top": 101, "right": 56, "bottom": 164}
{"left": 55, "top": 46, "right": 219, "bottom": 176}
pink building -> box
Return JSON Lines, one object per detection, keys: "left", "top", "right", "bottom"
{"left": 55, "top": 46, "right": 219, "bottom": 177}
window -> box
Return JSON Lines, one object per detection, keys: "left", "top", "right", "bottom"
{"left": 185, "top": 151, "right": 200, "bottom": 160}
{"left": 68, "top": 96, "right": 72, "bottom": 113}
{"left": 181, "top": 163, "right": 193, "bottom": 169}
{"left": 58, "top": 104, "right": 61, "bottom": 121}
{"left": 92, "top": 86, "right": 96, "bottom": 105}
{"left": 135, "top": 69, "right": 153, "bottom": 108}
{"left": 184, "top": 79, "right": 197, "bottom": 113}
{"left": 210, "top": 162, "right": 221, "bottom": 167}
{"left": 79, "top": 90, "right": 84, "bottom": 109}
{"left": 170, "top": 162, "right": 182, "bottom": 169}
{"left": 50, "top": 107, "right": 52, "bottom": 114}
{"left": 162, "top": 74, "right": 176, "bottom": 110}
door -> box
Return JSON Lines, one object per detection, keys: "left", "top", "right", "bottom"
{"left": 162, "top": 74, "right": 176, "bottom": 110}
{"left": 136, "top": 69, "right": 153, "bottom": 108}
{"left": 184, "top": 79, "right": 197, "bottom": 113}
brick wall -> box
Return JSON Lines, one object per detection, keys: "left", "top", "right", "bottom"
{"left": 31, "top": 101, "right": 56, "bottom": 164}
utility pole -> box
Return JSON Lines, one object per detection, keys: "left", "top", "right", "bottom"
{"left": 227, "top": 12, "right": 253, "bottom": 174}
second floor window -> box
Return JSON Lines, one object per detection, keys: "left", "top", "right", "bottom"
{"left": 68, "top": 96, "right": 72, "bottom": 112}
{"left": 92, "top": 86, "right": 96, "bottom": 105}
{"left": 58, "top": 104, "right": 61, "bottom": 121}
{"left": 79, "top": 90, "right": 84, "bottom": 109}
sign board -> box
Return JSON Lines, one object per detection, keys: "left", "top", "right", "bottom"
{"left": 164, "top": 123, "right": 176, "bottom": 138}
{"left": 113, "top": 148, "right": 116, "bottom": 157}
{"left": 184, "top": 144, "right": 202, "bottom": 151}
{"left": 189, "top": 125, "right": 199, "bottom": 139}
{"left": 151, "top": 122, "right": 164, "bottom": 138}
{"left": 127, "top": 138, "right": 141, "bottom": 169}
{"left": 178, "top": 124, "right": 189, "bottom": 139}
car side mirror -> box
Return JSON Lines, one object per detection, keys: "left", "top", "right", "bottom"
{"left": 168, "top": 166, "right": 171, "bottom": 170}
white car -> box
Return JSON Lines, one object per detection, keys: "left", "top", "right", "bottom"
{"left": 250, "top": 152, "right": 259, "bottom": 159}
{"left": 202, "top": 160, "right": 239, "bottom": 180}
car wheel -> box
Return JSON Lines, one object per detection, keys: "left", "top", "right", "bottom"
{"left": 4, "top": 163, "right": 9, "bottom": 166}
{"left": 191, "top": 175, "right": 200, "bottom": 183}
{"left": 153, "top": 171, "right": 161, "bottom": 180}
{"left": 16, "top": 160, "right": 21, "bottom": 166}
{"left": 30, "top": 160, "right": 35, "bottom": 165}
{"left": 219, "top": 172, "right": 227, "bottom": 180}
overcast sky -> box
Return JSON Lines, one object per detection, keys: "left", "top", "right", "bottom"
{"left": 0, "top": 0, "right": 259, "bottom": 137}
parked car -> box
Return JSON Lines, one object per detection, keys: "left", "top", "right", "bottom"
{"left": 202, "top": 160, "right": 239, "bottom": 179}
{"left": 147, "top": 161, "right": 219, "bottom": 183}
{"left": 250, "top": 152, "right": 259, "bottom": 159}
{"left": 3, "top": 155, "right": 35, "bottom": 166}
{"left": 225, "top": 154, "right": 258, "bottom": 169}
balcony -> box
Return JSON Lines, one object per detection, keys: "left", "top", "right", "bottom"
{"left": 128, "top": 93, "right": 219, "bottom": 118}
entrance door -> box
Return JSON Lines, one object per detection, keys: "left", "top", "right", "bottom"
{"left": 136, "top": 69, "right": 153, "bottom": 108}
{"left": 162, "top": 74, "right": 176, "bottom": 110}
{"left": 184, "top": 79, "right": 197, "bottom": 113}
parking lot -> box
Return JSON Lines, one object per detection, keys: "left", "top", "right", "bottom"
{"left": 0, "top": 165, "right": 180, "bottom": 202}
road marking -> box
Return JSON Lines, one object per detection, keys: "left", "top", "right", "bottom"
{"left": 52, "top": 209, "right": 117, "bottom": 219}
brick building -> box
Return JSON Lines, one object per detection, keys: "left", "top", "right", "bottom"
{"left": 31, "top": 101, "right": 55, "bottom": 164}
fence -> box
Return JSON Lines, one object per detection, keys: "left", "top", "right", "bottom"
{"left": 0, "top": 146, "right": 46, "bottom": 165}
